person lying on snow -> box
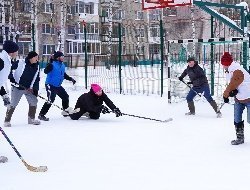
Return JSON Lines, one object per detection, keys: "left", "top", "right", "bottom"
{"left": 69, "top": 84, "right": 122, "bottom": 120}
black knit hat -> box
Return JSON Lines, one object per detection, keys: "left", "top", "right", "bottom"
{"left": 54, "top": 51, "right": 64, "bottom": 59}
{"left": 187, "top": 57, "right": 195, "bottom": 62}
{"left": 3, "top": 40, "right": 19, "bottom": 53}
{"left": 27, "top": 51, "right": 38, "bottom": 60}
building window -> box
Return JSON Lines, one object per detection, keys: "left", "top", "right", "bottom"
{"left": 101, "top": 8, "right": 109, "bottom": 17}
{"left": 122, "top": 45, "right": 126, "bottom": 55}
{"left": 43, "top": 45, "right": 55, "bottom": 55}
{"left": 113, "top": 9, "right": 125, "bottom": 20}
{"left": 148, "top": 10, "right": 161, "bottom": 21}
{"left": 76, "top": 1, "right": 94, "bottom": 14}
{"left": 136, "top": 27, "right": 145, "bottom": 38}
{"left": 41, "top": 3, "right": 54, "bottom": 13}
{"left": 67, "top": 41, "right": 100, "bottom": 54}
{"left": 67, "top": 5, "right": 76, "bottom": 14}
{"left": 149, "top": 44, "right": 160, "bottom": 54}
{"left": 163, "top": 7, "right": 177, "bottom": 17}
{"left": 136, "top": 11, "right": 144, "bottom": 20}
{"left": 150, "top": 25, "right": 160, "bottom": 37}
{"left": 19, "top": 21, "right": 31, "bottom": 34}
{"left": 42, "top": 24, "right": 55, "bottom": 34}
{"left": 18, "top": 42, "right": 30, "bottom": 56}
{"left": 78, "top": 1, "right": 85, "bottom": 13}
{"left": 68, "top": 25, "right": 76, "bottom": 35}
{"left": 85, "top": 3, "right": 94, "bottom": 14}
{"left": 137, "top": 45, "right": 144, "bottom": 55}
{"left": 23, "top": 0, "right": 31, "bottom": 12}
{"left": 86, "top": 23, "right": 99, "bottom": 34}
{"left": 121, "top": 27, "right": 125, "bottom": 37}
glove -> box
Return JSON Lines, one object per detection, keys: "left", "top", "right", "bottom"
{"left": 113, "top": 107, "right": 122, "bottom": 117}
{"left": 26, "top": 88, "right": 33, "bottom": 94}
{"left": 229, "top": 89, "right": 238, "bottom": 97}
{"left": 33, "top": 89, "right": 38, "bottom": 97}
{"left": 2, "top": 94, "right": 10, "bottom": 107}
{"left": 9, "top": 77, "right": 17, "bottom": 85}
{"left": 187, "top": 81, "right": 193, "bottom": 85}
{"left": 101, "top": 105, "right": 110, "bottom": 114}
{"left": 223, "top": 96, "right": 229, "bottom": 103}
{"left": 71, "top": 78, "right": 76, "bottom": 85}
{"left": 178, "top": 77, "right": 183, "bottom": 81}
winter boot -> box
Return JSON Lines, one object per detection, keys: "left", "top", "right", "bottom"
{"left": 28, "top": 117, "right": 41, "bottom": 125}
{"left": 39, "top": 103, "right": 51, "bottom": 121}
{"left": 209, "top": 100, "right": 222, "bottom": 118}
{"left": 185, "top": 101, "right": 195, "bottom": 115}
{"left": 231, "top": 121, "right": 244, "bottom": 145}
{"left": 28, "top": 106, "right": 41, "bottom": 125}
{"left": 61, "top": 107, "right": 73, "bottom": 117}
{"left": 0, "top": 156, "right": 8, "bottom": 163}
{"left": 61, "top": 107, "right": 80, "bottom": 116}
{"left": 38, "top": 115, "right": 49, "bottom": 121}
{"left": 4, "top": 107, "right": 15, "bottom": 127}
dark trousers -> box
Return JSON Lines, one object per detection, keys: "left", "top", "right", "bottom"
{"left": 186, "top": 84, "right": 213, "bottom": 103}
{"left": 39, "top": 84, "right": 69, "bottom": 116}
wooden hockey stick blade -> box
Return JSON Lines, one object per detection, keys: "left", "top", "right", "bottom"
{"left": 22, "top": 160, "right": 48, "bottom": 172}
{"left": 162, "top": 118, "right": 173, "bottom": 123}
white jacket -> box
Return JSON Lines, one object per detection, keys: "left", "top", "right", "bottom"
{"left": 0, "top": 50, "right": 12, "bottom": 87}
{"left": 227, "top": 62, "right": 250, "bottom": 100}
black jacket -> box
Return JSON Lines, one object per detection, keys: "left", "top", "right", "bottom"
{"left": 179, "top": 63, "right": 208, "bottom": 87}
{"left": 75, "top": 88, "right": 116, "bottom": 113}
{"left": 9, "top": 58, "right": 40, "bottom": 90}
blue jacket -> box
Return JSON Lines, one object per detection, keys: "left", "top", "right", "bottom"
{"left": 45, "top": 60, "right": 66, "bottom": 87}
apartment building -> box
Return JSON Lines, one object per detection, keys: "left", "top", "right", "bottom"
{"left": 0, "top": 0, "right": 249, "bottom": 64}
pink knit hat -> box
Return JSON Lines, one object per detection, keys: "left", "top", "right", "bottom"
{"left": 91, "top": 84, "right": 102, "bottom": 93}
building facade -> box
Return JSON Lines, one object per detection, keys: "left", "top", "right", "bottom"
{"left": 0, "top": 0, "right": 249, "bottom": 65}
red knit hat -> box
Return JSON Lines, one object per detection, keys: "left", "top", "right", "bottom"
{"left": 91, "top": 84, "right": 102, "bottom": 93}
{"left": 221, "top": 52, "right": 233, "bottom": 66}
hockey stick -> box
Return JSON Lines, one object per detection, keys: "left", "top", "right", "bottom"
{"left": 0, "top": 126, "right": 48, "bottom": 172}
{"left": 108, "top": 109, "right": 173, "bottom": 123}
{"left": 121, "top": 113, "right": 173, "bottom": 123}
{"left": 37, "top": 94, "right": 80, "bottom": 114}
{"left": 180, "top": 80, "right": 202, "bottom": 97}
{"left": 217, "top": 102, "right": 225, "bottom": 112}
{"left": 11, "top": 84, "right": 79, "bottom": 114}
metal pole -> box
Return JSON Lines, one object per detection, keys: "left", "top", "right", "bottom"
{"left": 210, "top": 16, "right": 214, "bottom": 96}
{"left": 160, "top": 19, "right": 164, "bottom": 97}
{"left": 241, "top": 6, "right": 248, "bottom": 69}
{"left": 84, "top": 25, "right": 88, "bottom": 89}
{"left": 118, "top": 22, "right": 122, "bottom": 94}
{"left": 32, "top": 23, "right": 35, "bottom": 51}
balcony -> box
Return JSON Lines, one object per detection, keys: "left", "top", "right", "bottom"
{"left": 75, "top": 33, "right": 100, "bottom": 42}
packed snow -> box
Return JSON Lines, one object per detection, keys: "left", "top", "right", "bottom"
{"left": 1, "top": 74, "right": 250, "bottom": 190}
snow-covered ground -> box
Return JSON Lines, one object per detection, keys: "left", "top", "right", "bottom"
{"left": 1, "top": 84, "right": 250, "bottom": 190}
